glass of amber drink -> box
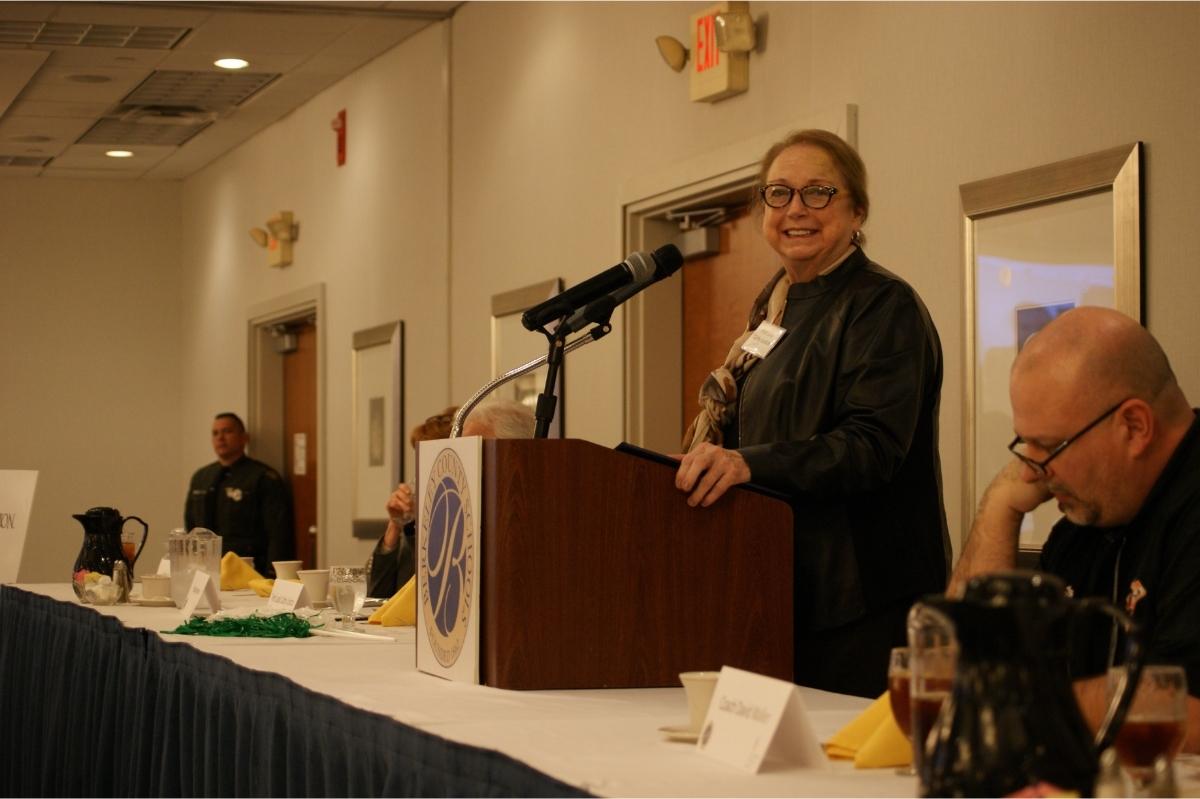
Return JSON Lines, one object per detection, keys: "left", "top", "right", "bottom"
{"left": 1109, "top": 664, "right": 1188, "bottom": 790}
{"left": 888, "top": 647, "right": 916, "bottom": 775}
{"left": 909, "top": 628, "right": 956, "bottom": 783}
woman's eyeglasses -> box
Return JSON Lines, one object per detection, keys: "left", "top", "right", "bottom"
{"left": 759, "top": 183, "right": 838, "bottom": 210}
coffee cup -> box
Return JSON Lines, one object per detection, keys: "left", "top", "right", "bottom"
{"left": 272, "top": 560, "right": 303, "bottom": 580}
{"left": 140, "top": 574, "right": 171, "bottom": 600}
{"left": 680, "top": 671, "right": 720, "bottom": 732}
{"left": 297, "top": 569, "right": 330, "bottom": 606}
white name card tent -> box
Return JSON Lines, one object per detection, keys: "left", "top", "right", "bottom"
{"left": 0, "top": 470, "right": 38, "bottom": 584}
{"left": 697, "top": 666, "right": 830, "bottom": 773}
{"left": 415, "top": 436, "right": 483, "bottom": 685}
{"left": 179, "top": 570, "right": 221, "bottom": 618}
{"left": 266, "top": 579, "right": 307, "bottom": 613}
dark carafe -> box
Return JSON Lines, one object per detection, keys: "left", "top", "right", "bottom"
{"left": 910, "top": 572, "right": 1143, "bottom": 797}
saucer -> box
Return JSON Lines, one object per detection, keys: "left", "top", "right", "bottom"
{"left": 658, "top": 724, "right": 700, "bottom": 744}
{"left": 133, "top": 596, "right": 175, "bottom": 607}
{"left": 309, "top": 600, "right": 331, "bottom": 609}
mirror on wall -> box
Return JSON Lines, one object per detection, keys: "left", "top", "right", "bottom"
{"left": 961, "top": 143, "right": 1141, "bottom": 554}
{"left": 490, "top": 279, "right": 563, "bottom": 438}
{"left": 351, "top": 321, "right": 404, "bottom": 539}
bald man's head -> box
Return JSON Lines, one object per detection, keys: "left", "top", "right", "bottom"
{"left": 1007, "top": 307, "right": 1192, "bottom": 526}
{"left": 1013, "top": 307, "right": 1179, "bottom": 413}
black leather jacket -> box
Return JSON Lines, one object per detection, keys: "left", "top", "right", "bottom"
{"left": 729, "top": 248, "right": 950, "bottom": 632}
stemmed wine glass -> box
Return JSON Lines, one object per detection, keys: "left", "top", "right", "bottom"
{"left": 1109, "top": 664, "right": 1188, "bottom": 792}
{"left": 328, "top": 565, "right": 367, "bottom": 631}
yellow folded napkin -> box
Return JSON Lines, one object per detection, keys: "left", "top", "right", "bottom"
{"left": 825, "top": 692, "right": 912, "bottom": 768}
{"left": 247, "top": 577, "right": 275, "bottom": 598}
{"left": 368, "top": 576, "right": 416, "bottom": 627}
{"left": 219, "top": 551, "right": 264, "bottom": 590}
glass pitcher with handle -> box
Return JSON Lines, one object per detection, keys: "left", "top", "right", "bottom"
{"left": 911, "top": 570, "right": 1143, "bottom": 797}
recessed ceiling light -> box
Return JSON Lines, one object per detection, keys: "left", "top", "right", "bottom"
{"left": 214, "top": 58, "right": 249, "bottom": 70}
{"left": 105, "top": 150, "right": 134, "bottom": 158}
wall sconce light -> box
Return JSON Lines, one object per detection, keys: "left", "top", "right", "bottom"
{"left": 655, "top": 35, "right": 689, "bottom": 72}
{"left": 249, "top": 211, "right": 300, "bottom": 268}
{"left": 713, "top": 9, "right": 757, "bottom": 52}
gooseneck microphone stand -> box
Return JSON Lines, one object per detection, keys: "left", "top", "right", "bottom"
{"left": 450, "top": 318, "right": 613, "bottom": 438}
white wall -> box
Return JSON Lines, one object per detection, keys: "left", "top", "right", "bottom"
{"left": 176, "top": 22, "right": 451, "bottom": 570}
{"left": 6, "top": 2, "right": 1198, "bottom": 580}
{"left": 0, "top": 178, "right": 182, "bottom": 580}
{"left": 448, "top": 1, "right": 1200, "bottom": 545}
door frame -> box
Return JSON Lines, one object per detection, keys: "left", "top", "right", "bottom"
{"left": 619, "top": 106, "right": 857, "bottom": 451}
{"left": 247, "top": 283, "right": 327, "bottom": 566}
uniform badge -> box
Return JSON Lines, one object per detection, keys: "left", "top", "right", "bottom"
{"left": 225, "top": 486, "right": 243, "bottom": 502}
{"left": 1064, "top": 585, "right": 1074, "bottom": 598}
{"left": 1125, "top": 579, "right": 1147, "bottom": 614}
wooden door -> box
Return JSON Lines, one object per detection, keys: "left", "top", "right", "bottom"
{"left": 284, "top": 322, "right": 318, "bottom": 568}
{"left": 680, "top": 211, "right": 779, "bottom": 438}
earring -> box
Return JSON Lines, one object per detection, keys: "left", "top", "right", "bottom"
{"left": 851, "top": 230, "right": 863, "bottom": 246}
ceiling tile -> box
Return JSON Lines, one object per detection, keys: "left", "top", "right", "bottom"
{"left": 21, "top": 63, "right": 151, "bottom": 104}
{"left": 0, "top": 114, "right": 93, "bottom": 152}
{"left": 49, "top": 141, "right": 175, "bottom": 169}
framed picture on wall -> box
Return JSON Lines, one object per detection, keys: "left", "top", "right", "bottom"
{"left": 961, "top": 142, "right": 1142, "bottom": 554}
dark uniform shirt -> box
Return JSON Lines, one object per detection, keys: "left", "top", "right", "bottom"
{"left": 1040, "top": 412, "right": 1200, "bottom": 695}
{"left": 185, "top": 455, "right": 293, "bottom": 577}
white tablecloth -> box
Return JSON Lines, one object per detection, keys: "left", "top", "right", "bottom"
{"left": 32, "top": 582, "right": 1200, "bottom": 797}
{"left": 21, "top": 583, "right": 914, "bottom": 797}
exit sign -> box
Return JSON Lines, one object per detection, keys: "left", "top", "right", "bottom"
{"left": 689, "top": 2, "right": 749, "bottom": 103}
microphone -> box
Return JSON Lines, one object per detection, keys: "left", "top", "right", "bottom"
{"left": 521, "top": 249, "right": 665, "bottom": 332}
{"left": 559, "top": 244, "right": 684, "bottom": 334}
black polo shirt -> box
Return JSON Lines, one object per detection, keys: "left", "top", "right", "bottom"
{"left": 1040, "top": 412, "right": 1200, "bottom": 695}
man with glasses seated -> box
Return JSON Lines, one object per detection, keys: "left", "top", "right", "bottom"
{"left": 949, "top": 306, "right": 1200, "bottom": 751}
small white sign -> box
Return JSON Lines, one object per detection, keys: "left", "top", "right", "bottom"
{"left": 179, "top": 570, "right": 221, "bottom": 618}
{"left": 0, "top": 470, "right": 37, "bottom": 584}
{"left": 267, "top": 579, "right": 306, "bottom": 613}
{"left": 696, "top": 666, "right": 829, "bottom": 773}
{"left": 156, "top": 557, "right": 171, "bottom": 577}
{"left": 740, "top": 321, "right": 786, "bottom": 359}
{"left": 415, "top": 436, "right": 482, "bottom": 685}
{"left": 293, "top": 433, "right": 307, "bottom": 476}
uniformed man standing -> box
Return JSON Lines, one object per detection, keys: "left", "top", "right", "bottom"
{"left": 185, "top": 412, "right": 293, "bottom": 577}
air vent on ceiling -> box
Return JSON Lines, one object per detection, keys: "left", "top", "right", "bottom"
{"left": 0, "top": 21, "right": 188, "bottom": 49}
{"left": 78, "top": 115, "right": 213, "bottom": 147}
{"left": 124, "top": 70, "right": 279, "bottom": 112}
{"left": 0, "top": 155, "right": 52, "bottom": 167}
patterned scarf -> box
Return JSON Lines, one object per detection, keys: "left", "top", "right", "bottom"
{"left": 682, "top": 268, "right": 792, "bottom": 451}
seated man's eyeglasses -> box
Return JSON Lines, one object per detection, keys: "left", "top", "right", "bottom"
{"left": 1008, "top": 399, "right": 1130, "bottom": 477}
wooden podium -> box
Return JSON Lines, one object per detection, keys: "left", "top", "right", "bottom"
{"left": 478, "top": 439, "right": 794, "bottom": 690}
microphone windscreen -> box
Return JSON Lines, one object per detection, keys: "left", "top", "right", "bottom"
{"left": 651, "top": 244, "right": 684, "bottom": 279}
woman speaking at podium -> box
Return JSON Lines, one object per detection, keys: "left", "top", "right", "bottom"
{"left": 674, "top": 130, "right": 950, "bottom": 698}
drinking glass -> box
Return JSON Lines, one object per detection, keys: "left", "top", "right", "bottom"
{"left": 909, "top": 615, "right": 957, "bottom": 787}
{"left": 888, "top": 647, "right": 916, "bottom": 775}
{"left": 1109, "top": 664, "right": 1188, "bottom": 791}
{"left": 329, "top": 565, "right": 367, "bottom": 630}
